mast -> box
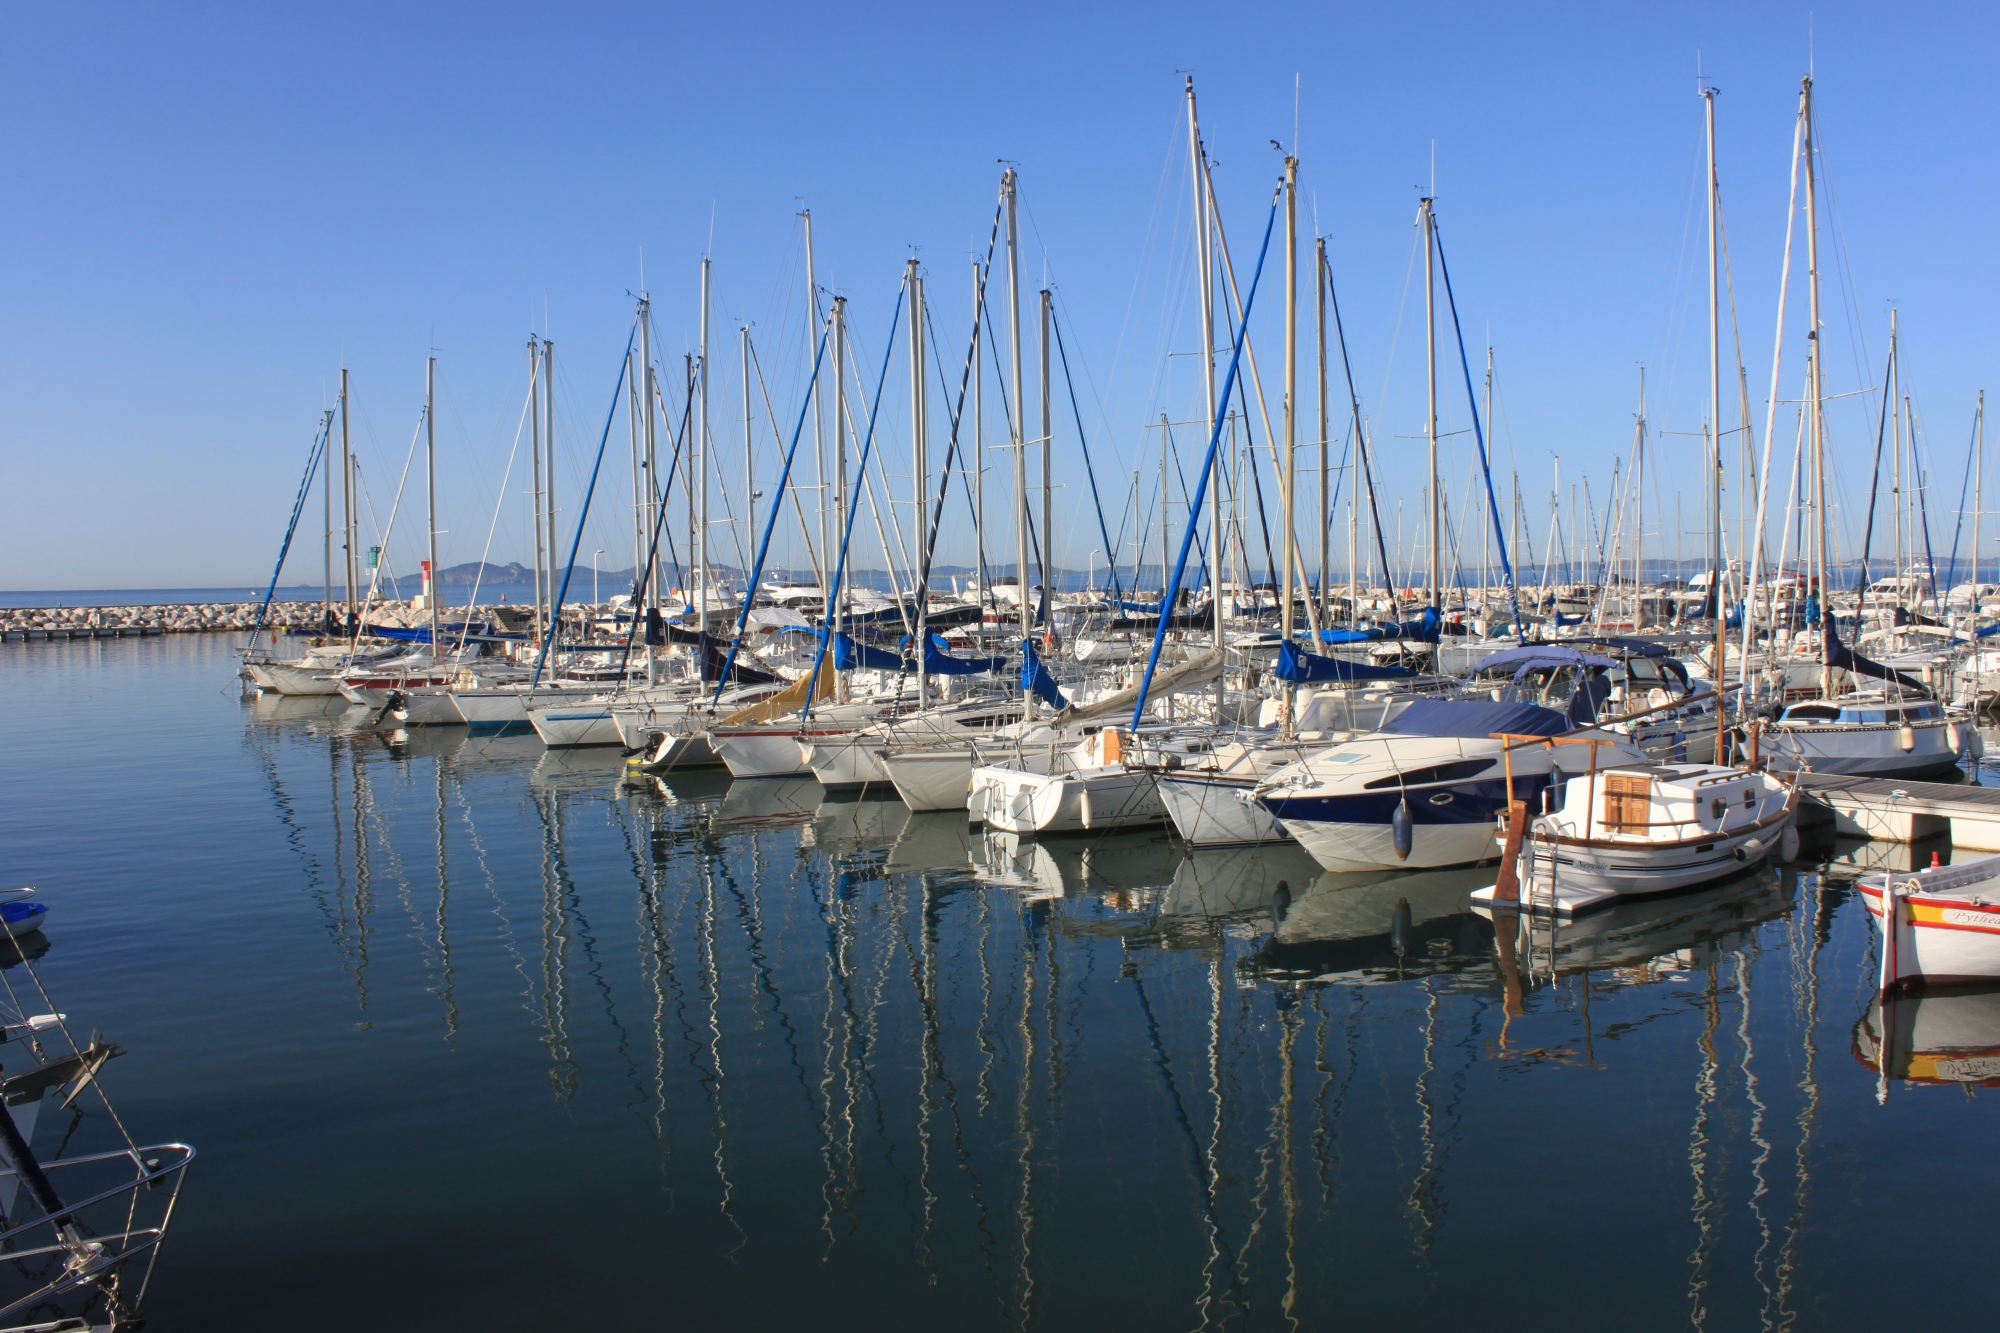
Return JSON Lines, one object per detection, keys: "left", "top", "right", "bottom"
{"left": 1421, "top": 197, "right": 1441, "bottom": 608}
{"left": 1484, "top": 347, "right": 1494, "bottom": 612}
{"left": 830, "top": 295, "right": 849, "bottom": 701}
{"left": 542, "top": 339, "right": 555, "bottom": 668}
{"left": 1280, "top": 152, "right": 1298, "bottom": 736}
{"left": 425, "top": 355, "right": 441, "bottom": 655}
{"left": 741, "top": 324, "right": 754, "bottom": 609}
{"left": 1186, "top": 76, "right": 1221, "bottom": 651}
{"left": 1005, "top": 168, "right": 1032, "bottom": 717}
{"left": 697, "top": 258, "right": 711, "bottom": 680}
{"left": 529, "top": 337, "right": 546, "bottom": 648}
{"left": 1040, "top": 287, "right": 1053, "bottom": 611}
{"left": 973, "top": 258, "right": 985, "bottom": 610}
{"left": 322, "top": 405, "right": 333, "bottom": 632}
{"left": 803, "top": 209, "right": 828, "bottom": 607}
{"left": 1801, "top": 76, "right": 1830, "bottom": 695}
{"left": 1705, "top": 83, "right": 1729, "bottom": 690}
{"left": 1891, "top": 311, "right": 1903, "bottom": 603}
{"left": 1976, "top": 390, "right": 1986, "bottom": 616}
{"left": 1634, "top": 368, "right": 1647, "bottom": 625}
{"left": 643, "top": 294, "right": 659, "bottom": 680}
{"left": 1316, "top": 236, "right": 1330, "bottom": 624}
{"left": 1160, "top": 413, "right": 1171, "bottom": 603}
{"left": 908, "top": 258, "right": 928, "bottom": 709}
{"left": 340, "top": 367, "right": 355, "bottom": 628}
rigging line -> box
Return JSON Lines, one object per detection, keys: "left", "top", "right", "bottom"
{"left": 533, "top": 319, "right": 638, "bottom": 689}
{"left": 1049, "top": 303, "right": 1128, "bottom": 607}
{"left": 803, "top": 276, "right": 910, "bottom": 714}
{"left": 612, "top": 363, "right": 695, "bottom": 684}
{"left": 1432, "top": 220, "right": 1525, "bottom": 638}
{"left": 454, "top": 364, "right": 537, "bottom": 657}
{"left": 1131, "top": 184, "right": 1280, "bottom": 730}
{"left": 1856, "top": 336, "right": 1895, "bottom": 592}
{"left": 746, "top": 331, "right": 826, "bottom": 587}
{"left": 1945, "top": 397, "right": 1983, "bottom": 594}
{"left": 914, "top": 202, "right": 1004, "bottom": 615}
{"left": 250, "top": 409, "right": 332, "bottom": 651}
{"left": 1327, "top": 260, "right": 1397, "bottom": 614}
{"left": 715, "top": 318, "right": 832, "bottom": 701}
{"left": 346, "top": 407, "right": 428, "bottom": 647}
{"left": 1910, "top": 398, "right": 1941, "bottom": 600}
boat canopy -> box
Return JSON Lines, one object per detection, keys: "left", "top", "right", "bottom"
{"left": 1469, "top": 645, "right": 1618, "bottom": 680}
{"left": 1823, "top": 613, "right": 1928, "bottom": 694}
{"left": 1382, "top": 698, "right": 1570, "bottom": 739}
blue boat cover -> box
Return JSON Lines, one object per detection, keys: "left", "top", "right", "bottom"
{"left": 1469, "top": 645, "right": 1618, "bottom": 679}
{"left": 1020, "top": 639, "right": 1067, "bottom": 709}
{"left": 1274, "top": 640, "right": 1424, "bottom": 682}
{"left": 832, "top": 632, "right": 903, "bottom": 672}
{"left": 1316, "top": 606, "right": 1441, "bottom": 645}
{"left": 1823, "top": 613, "right": 1927, "bottom": 694}
{"left": 911, "top": 632, "right": 1007, "bottom": 676}
{"left": 1383, "top": 698, "right": 1569, "bottom": 739}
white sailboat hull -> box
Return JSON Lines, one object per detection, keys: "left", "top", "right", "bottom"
{"left": 885, "top": 747, "right": 978, "bottom": 813}
{"left": 528, "top": 704, "right": 622, "bottom": 748}
{"left": 1158, "top": 774, "right": 1288, "bottom": 847}
{"left": 973, "top": 764, "right": 1165, "bottom": 835}
{"left": 246, "top": 662, "right": 343, "bottom": 695}
{"left": 1763, "top": 719, "right": 1960, "bottom": 778}
{"left": 391, "top": 688, "right": 466, "bottom": 727}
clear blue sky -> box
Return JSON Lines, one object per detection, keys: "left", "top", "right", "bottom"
{"left": 4, "top": 1, "right": 1995, "bottom": 591}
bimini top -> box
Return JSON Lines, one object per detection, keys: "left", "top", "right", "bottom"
{"left": 1382, "top": 698, "right": 1570, "bottom": 739}
{"left": 1469, "top": 645, "right": 1619, "bottom": 680}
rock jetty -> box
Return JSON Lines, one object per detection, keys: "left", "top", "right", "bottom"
{"left": 1, "top": 600, "right": 332, "bottom": 640}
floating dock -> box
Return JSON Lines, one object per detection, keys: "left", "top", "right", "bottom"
{"left": 1796, "top": 773, "right": 2000, "bottom": 850}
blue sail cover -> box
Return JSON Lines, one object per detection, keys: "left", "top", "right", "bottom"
{"left": 832, "top": 632, "right": 903, "bottom": 672}
{"left": 1316, "top": 606, "right": 1441, "bottom": 645}
{"left": 1823, "top": 613, "right": 1927, "bottom": 694}
{"left": 1020, "top": 639, "right": 1067, "bottom": 709}
{"left": 920, "top": 633, "right": 1006, "bottom": 676}
{"left": 1382, "top": 698, "right": 1569, "bottom": 739}
{"left": 1275, "top": 640, "right": 1423, "bottom": 683}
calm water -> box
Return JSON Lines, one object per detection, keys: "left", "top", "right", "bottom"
{"left": 1, "top": 634, "right": 1993, "bottom": 1330}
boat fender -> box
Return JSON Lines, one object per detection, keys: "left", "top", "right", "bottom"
{"left": 1780, "top": 824, "right": 1801, "bottom": 862}
{"left": 1392, "top": 798, "right": 1414, "bottom": 861}
{"left": 1948, "top": 722, "right": 1963, "bottom": 753}
{"left": 1391, "top": 897, "right": 1413, "bottom": 958}
{"left": 1897, "top": 724, "right": 1916, "bottom": 752}
{"left": 1734, "top": 838, "right": 1763, "bottom": 862}
{"left": 1270, "top": 880, "right": 1292, "bottom": 925}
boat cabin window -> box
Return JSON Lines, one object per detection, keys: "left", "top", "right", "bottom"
{"left": 1781, "top": 704, "right": 1840, "bottom": 723}
{"left": 1363, "top": 758, "right": 1496, "bottom": 790}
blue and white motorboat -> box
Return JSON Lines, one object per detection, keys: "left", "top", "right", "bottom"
{"left": 1253, "top": 699, "right": 1652, "bottom": 873}
{"left": 0, "top": 891, "right": 48, "bottom": 940}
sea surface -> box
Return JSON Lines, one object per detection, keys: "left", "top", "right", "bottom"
{"left": 1, "top": 633, "right": 1995, "bottom": 1330}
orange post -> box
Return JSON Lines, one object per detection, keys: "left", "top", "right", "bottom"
{"left": 1490, "top": 799, "right": 1530, "bottom": 905}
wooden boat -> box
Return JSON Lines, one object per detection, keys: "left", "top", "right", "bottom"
{"left": 1859, "top": 852, "right": 2000, "bottom": 990}
{"left": 1470, "top": 743, "right": 1799, "bottom": 915}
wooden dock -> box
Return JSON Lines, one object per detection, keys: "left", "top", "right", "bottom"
{"left": 1796, "top": 773, "right": 2000, "bottom": 850}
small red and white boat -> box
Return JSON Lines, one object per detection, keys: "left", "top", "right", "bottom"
{"left": 1860, "top": 852, "right": 2000, "bottom": 991}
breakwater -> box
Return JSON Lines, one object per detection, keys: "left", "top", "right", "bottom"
{"left": 0, "top": 600, "right": 331, "bottom": 641}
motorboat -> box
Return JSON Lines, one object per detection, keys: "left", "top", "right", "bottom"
{"left": 1860, "top": 851, "right": 2000, "bottom": 990}
{"left": 1467, "top": 760, "right": 1800, "bottom": 915}
{"left": 1255, "top": 698, "right": 1652, "bottom": 873}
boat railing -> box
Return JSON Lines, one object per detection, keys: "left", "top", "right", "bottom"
{"left": 0, "top": 1142, "right": 194, "bottom": 1327}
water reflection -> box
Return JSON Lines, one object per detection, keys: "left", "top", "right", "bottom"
{"left": 228, "top": 684, "right": 1982, "bottom": 1330}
